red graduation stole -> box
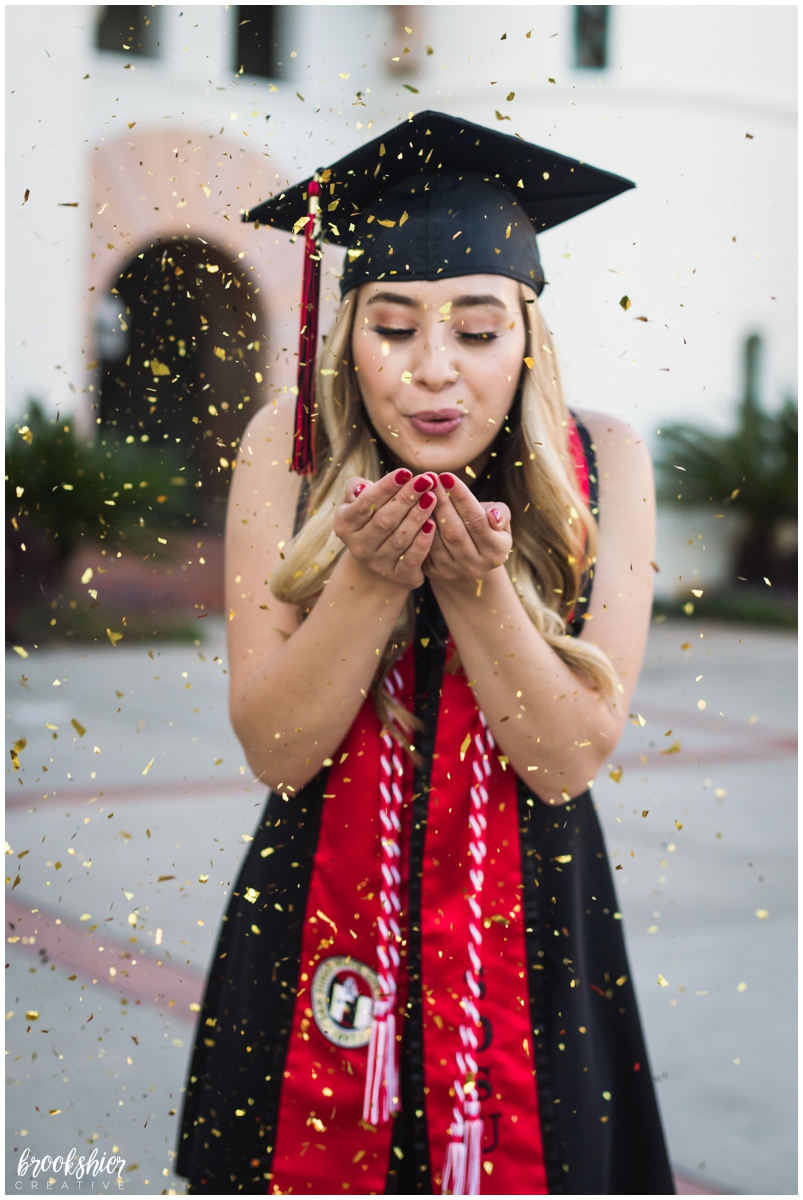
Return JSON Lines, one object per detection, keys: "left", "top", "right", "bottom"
{"left": 268, "top": 419, "right": 589, "bottom": 1194}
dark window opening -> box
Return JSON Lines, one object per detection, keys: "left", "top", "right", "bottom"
{"left": 96, "top": 5, "right": 159, "bottom": 57}
{"left": 235, "top": 5, "right": 285, "bottom": 80}
{"left": 574, "top": 6, "right": 609, "bottom": 69}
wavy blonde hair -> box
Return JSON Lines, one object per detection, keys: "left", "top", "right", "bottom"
{"left": 271, "top": 286, "right": 620, "bottom": 737}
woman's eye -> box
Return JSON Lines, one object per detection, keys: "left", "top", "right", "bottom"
{"left": 372, "top": 325, "right": 414, "bottom": 339}
{"left": 459, "top": 331, "right": 497, "bottom": 342}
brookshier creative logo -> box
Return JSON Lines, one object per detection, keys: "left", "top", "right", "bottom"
{"left": 311, "top": 956, "right": 379, "bottom": 1048}
{"left": 16, "top": 1147, "right": 127, "bottom": 1188}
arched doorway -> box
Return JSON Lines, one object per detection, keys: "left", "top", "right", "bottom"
{"left": 97, "top": 237, "right": 266, "bottom": 531}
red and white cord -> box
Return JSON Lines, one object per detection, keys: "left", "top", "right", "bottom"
{"left": 363, "top": 667, "right": 405, "bottom": 1126}
{"left": 442, "top": 711, "right": 494, "bottom": 1196}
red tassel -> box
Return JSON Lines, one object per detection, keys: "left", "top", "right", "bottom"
{"left": 293, "top": 175, "right": 321, "bottom": 475}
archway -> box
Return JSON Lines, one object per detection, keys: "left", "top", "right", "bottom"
{"left": 98, "top": 237, "right": 267, "bottom": 531}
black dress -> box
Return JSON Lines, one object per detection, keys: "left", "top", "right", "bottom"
{"left": 177, "top": 419, "right": 675, "bottom": 1194}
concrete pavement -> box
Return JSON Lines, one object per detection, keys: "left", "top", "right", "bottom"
{"left": 5, "top": 616, "right": 797, "bottom": 1195}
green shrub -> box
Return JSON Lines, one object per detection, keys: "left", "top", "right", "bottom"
{"left": 654, "top": 335, "right": 797, "bottom": 594}
{"left": 6, "top": 400, "right": 196, "bottom": 565}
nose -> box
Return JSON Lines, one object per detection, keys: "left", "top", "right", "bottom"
{"left": 410, "top": 328, "right": 458, "bottom": 392}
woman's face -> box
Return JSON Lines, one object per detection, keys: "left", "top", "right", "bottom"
{"left": 350, "top": 274, "right": 527, "bottom": 477}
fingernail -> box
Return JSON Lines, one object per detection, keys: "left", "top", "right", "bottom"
{"left": 395, "top": 468, "right": 412, "bottom": 485}
{"left": 413, "top": 475, "right": 433, "bottom": 493}
{"left": 426, "top": 471, "right": 439, "bottom": 486}
{"left": 439, "top": 472, "right": 456, "bottom": 489}
{"left": 421, "top": 519, "right": 435, "bottom": 534}
{"left": 490, "top": 507, "right": 502, "bottom": 523}
{"left": 418, "top": 491, "right": 435, "bottom": 510}
{"left": 354, "top": 483, "right": 366, "bottom": 496}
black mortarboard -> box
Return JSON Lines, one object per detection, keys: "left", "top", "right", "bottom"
{"left": 243, "top": 111, "right": 634, "bottom": 473}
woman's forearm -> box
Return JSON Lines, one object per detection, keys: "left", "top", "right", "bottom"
{"left": 230, "top": 551, "right": 409, "bottom": 791}
{"left": 429, "top": 567, "right": 619, "bottom": 801}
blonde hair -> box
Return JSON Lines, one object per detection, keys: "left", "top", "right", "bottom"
{"left": 271, "top": 287, "right": 620, "bottom": 736}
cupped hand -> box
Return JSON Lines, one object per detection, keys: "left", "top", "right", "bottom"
{"left": 333, "top": 468, "right": 438, "bottom": 590}
{"left": 423, "top": 472, "right": 512, "bottom": 585}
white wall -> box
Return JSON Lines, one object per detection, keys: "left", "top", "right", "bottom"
{"left": 6, "top": 4, "right": 797, "bottom": 445}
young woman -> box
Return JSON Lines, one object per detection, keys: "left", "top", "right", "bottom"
{"left": 178, "top": 113, "right": 674, "bottom": 1195}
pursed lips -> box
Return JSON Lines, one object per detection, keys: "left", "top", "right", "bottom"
{"left": 406, "top": 409, "right": 465, "bottom": 436}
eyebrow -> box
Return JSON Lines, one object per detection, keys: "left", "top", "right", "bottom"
{"left": 365, "top": 291, "right": 507, "bottom": 311}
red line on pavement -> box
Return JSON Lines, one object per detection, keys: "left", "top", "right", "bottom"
{"left": 5, "top": 913, "right": 730, "bottom": 1194}
{"left": 673, "top": 1171, "right": 729, "bottom": 1195}
{"left": 8, "top": 729, "right": 795, "bottom": 812}
{"left": 6, "top": 895, "right": 205, "bottom": 1018}
{"left": 7, "top": 775, "right": 260, "bottom": 810}
{"left": 615, "top": 735, "right": 796, "bottom": 772}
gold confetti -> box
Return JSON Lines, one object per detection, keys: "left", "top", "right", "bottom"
{"left": 142, "top": 758, "right": 154, "bottom": 776}
{"left": 608, "top": 767, "right": 623, "bottom": 783}
{"left": 12, "top": 646, "right": 28, "bottom": 658}
{"left": 755, "top": 909, "right": 769, "bottom": 919}
{"left": 657, "top": 974, "right": 669, "bottom": 988}
{"left": 523, "top": 356, "right": 534, "bottom": 369}
{"left": 71, "top": 719, "right": 87, "bottom": 737}
{"left": 106, "top": 629, "right": 123, "bottom": 646}
{"left": 459, "top": 734, "right": 471, "bottom": 761}
{"left": 619, "top": 296, "right": 632, "bottom": 310}
{"left": 400, "top": 371, "right": 412, "bottom": 384}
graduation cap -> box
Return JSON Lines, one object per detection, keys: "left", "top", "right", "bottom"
{"left": 243, "top": 110, "right": 634, "bottom": 473}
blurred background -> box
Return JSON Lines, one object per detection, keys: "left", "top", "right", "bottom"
{"left": 6, "top": 5, "right": 797, "bottom": 1196}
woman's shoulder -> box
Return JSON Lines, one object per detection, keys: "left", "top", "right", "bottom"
{"left": 225, "top": 397, "right": 304, "bottom": 676}
{"left": 571, "top": 408, "right": 652, "bottom": 471}
{"left": 231, "top": 396, "right": 303, "bottom": 529}
{"left": 240, "top": 394, "right": 297, "bottom": 461}
{"left": 571, "top": 408, "right": 653, "bottom": 502}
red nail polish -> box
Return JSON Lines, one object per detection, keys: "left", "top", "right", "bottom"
{"left": 426, "top": 471, "right": 439, "bottom": 486}
{"left": 418, "top": 491, "right": 435, "bottom": 510}
{"left": 421, "top": 519, "right": 434, "bottom": 534}
{"left": 490, "top": 507, "right": 502, "bottom": 523}
{"left": 439, "top": 472, "right": 456, "bottom": 489}
{"left": 354, "top": 483, "right": 366, "bottom": 496}
{"left": 413, "top": 475, "right": 433, "bottom": 493}
{"left": 394, "top": 468, "right": 412, "bottom": 485}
